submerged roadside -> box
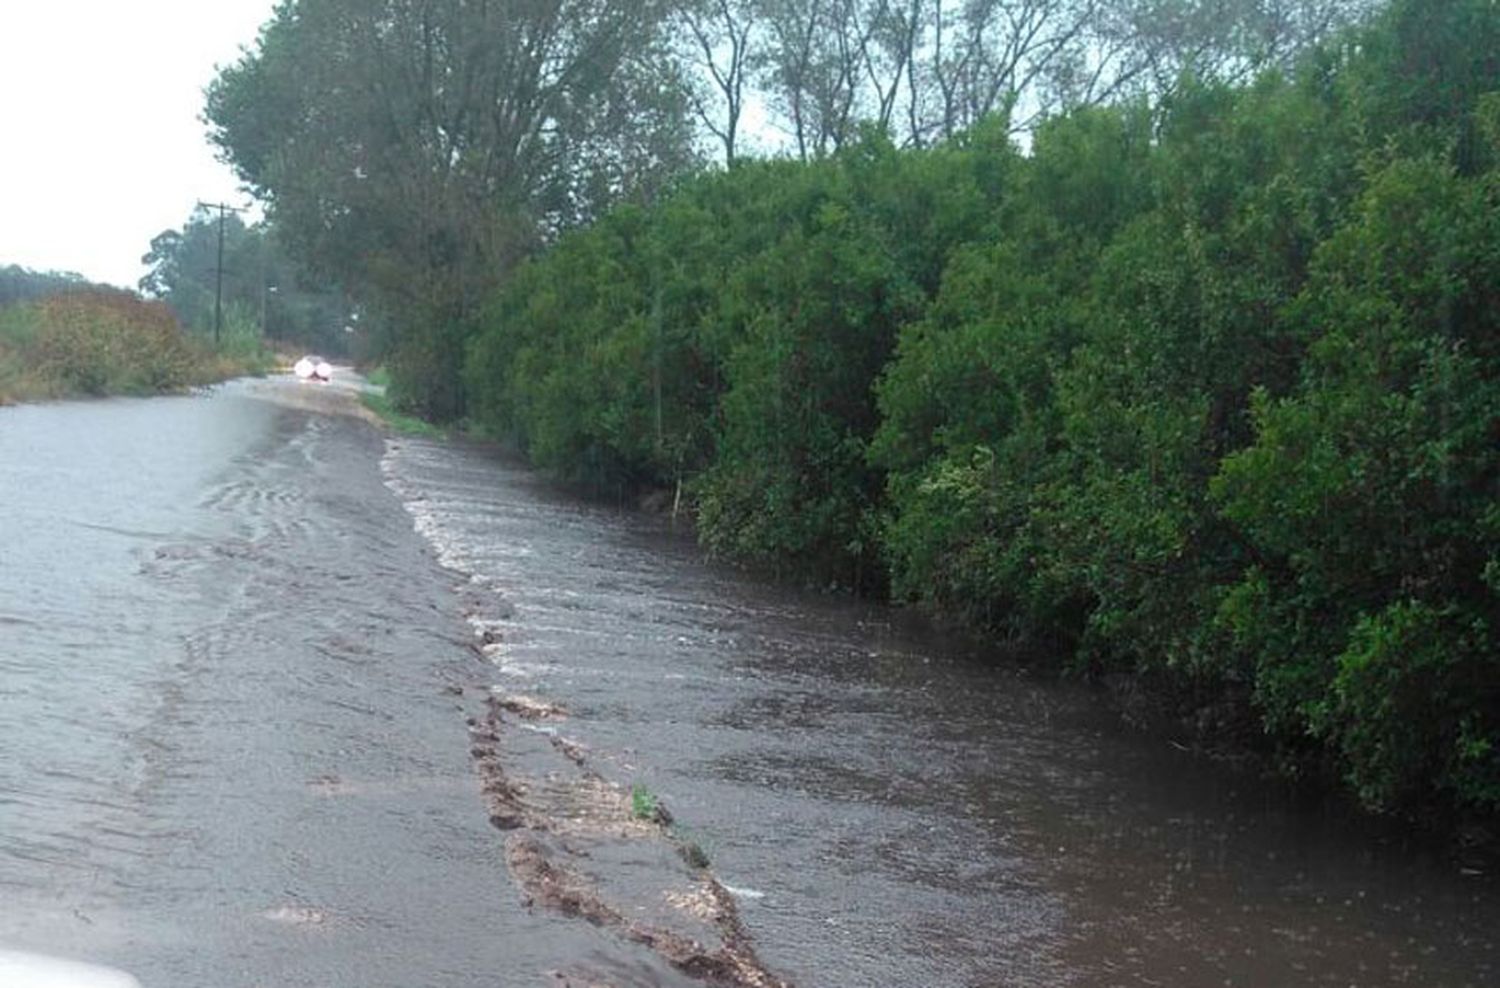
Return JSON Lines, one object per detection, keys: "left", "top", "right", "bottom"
{"left": 379, "top": 431, "right": 1500, "bottom": 988}
{"left": 9, "top": 376, "right": 1490, "bottom": 986}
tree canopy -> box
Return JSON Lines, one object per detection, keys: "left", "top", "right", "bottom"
{"left": 206, "top": 0, "right": 698, "bottom": 416}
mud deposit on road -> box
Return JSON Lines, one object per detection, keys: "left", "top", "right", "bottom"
{"left": 469, "top": 689, "right": 788, "bottom": 987}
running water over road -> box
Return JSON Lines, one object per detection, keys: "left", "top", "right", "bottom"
{"left": 2, "top": 379, "right": 1498, "bottom": 986}
{"left": 385, "top": 439, "right": 1500, "bottom": 988}
{"left": 0, "top": 379, "right": 702, "bottom": 987}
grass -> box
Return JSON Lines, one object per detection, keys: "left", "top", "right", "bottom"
{"left": 357, "top": 364, "right": 458, "bottom": 438}
{"left": 360, "top": 388, "right": 446, "bottom": 437}
{"left": 631, "top": 783, "right": 659, "bottom": 821}
{"left": 630, "top": 782, "right": 712, "bottom": 868}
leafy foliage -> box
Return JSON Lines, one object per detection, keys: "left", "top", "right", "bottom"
{"left": 1213, "top": 154, "right": 1500, "bottom": 809}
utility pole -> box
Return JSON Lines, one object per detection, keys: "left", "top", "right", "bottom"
{"left": 652, "top": 278, "right": 663, "bottom": 451}
{"left": 261, "top": 284, "right": 278, "bottom": 341}
{"left": 197, "top": 201, "right": 247, "bottom": 347}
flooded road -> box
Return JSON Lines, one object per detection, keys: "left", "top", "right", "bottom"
{"left": 2, "top": 380, "right": 1498, "bottom": 986}
{"left": 386, "top": 439, "right": 1500, "bottom": 988}
{"left": 0, "top": 380, "right": 700, "bottom": 987}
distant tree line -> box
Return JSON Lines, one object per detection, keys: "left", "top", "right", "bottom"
{"left": 0, "top": 265, "right": 96, "bottom": 306}
{"left": 208, "top": 0, "right": 1500, "bottom": 821}
{"left": 674, "top": 0, "right": 1377, "bottom": 161}
{"left": 138, "top": 208, "right": 351, "bottom": 356}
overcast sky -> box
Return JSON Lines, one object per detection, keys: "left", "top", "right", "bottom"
{"left": 0, "top": 1, "right": 277, "bottom": 288}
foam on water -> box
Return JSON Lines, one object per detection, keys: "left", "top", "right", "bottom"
{"left": 381, "top": 446, "right": 473, "bottom": 574}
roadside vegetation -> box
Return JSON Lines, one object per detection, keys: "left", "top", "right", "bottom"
{"left": 357, "top": 364, "right": 445, "bottom": 436}
{"left": 465, "top": 0, "right": 1500, "bottom": 823}
{"left": 359, "top": 383, "right": 446, "bottom": 438}
{"left": 0, "top": 289, "right": 270, "bottom": 405}
{"left": 206, "top": 0, "right": 1500, "bottom": 831}
{"left": 631, "top": 784, "right": 660, "bottom": 822}
{"left": 0, "top": 204, "right": 350, "bottom": 407}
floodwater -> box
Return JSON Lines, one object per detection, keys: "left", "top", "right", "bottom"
{"left": 0, "top": 379, "right": 697, "bottom": 987}
{"left": 2, "top": 379, "right": 1497, "bottom": 987}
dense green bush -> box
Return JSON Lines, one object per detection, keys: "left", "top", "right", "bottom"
{"left": 468, "top": 133, "right": 997, "bottom": 579}
{"left": 1213, "top": 156, "right": 1500, "bottom": 810}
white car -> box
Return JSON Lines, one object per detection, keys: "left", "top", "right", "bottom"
{"left": 293, "top": 356, "right": 334, "bottom": 382}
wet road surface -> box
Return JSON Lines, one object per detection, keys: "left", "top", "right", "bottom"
{"left": 386, "top": 440, "right": 1500, "bottom": 988}
{"left": 0, "top": 379, "right": 698, "bottom": 987}
{"left": 2, "top": 377, "right": 1498, "bottom": 986}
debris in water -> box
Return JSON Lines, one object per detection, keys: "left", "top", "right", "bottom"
{"left": 261, "top": 905, "right": 328, "bottom": 926}
{"left": 489, "top": 690, "right": 567, "bottom": 720}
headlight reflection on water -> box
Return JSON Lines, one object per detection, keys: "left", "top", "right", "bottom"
{"left": 0, "top": 950, "right": 141, "bottom": 988}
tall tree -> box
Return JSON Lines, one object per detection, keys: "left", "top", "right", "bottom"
{"left": 856, "top": 0, "right": 923, "bottom": 138}
{"left": 207, "top": 0, "right": 696, "bottom": 416}
{"left": 742, "top": 0, "right": 1375, "bottom": 150}
{"left": 756, "top": 0, "right": 874, "bottom": 158}
{"left": 914, "top": 0, "right": 1128, "bottom": 138}
{"left": 1094, "top": 0, "right": 1378, "bottom": 95}
{"left": 676, "top": 0, "right": 759, "bottom": 165}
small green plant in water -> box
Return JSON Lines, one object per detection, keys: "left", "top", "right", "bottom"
{"left": 630, "top": 783, "right": 658, "bottom": 821}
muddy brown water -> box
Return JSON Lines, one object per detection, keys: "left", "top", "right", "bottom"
{"left": 2, "top": 378, "right": 1497, "bottom": 986}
